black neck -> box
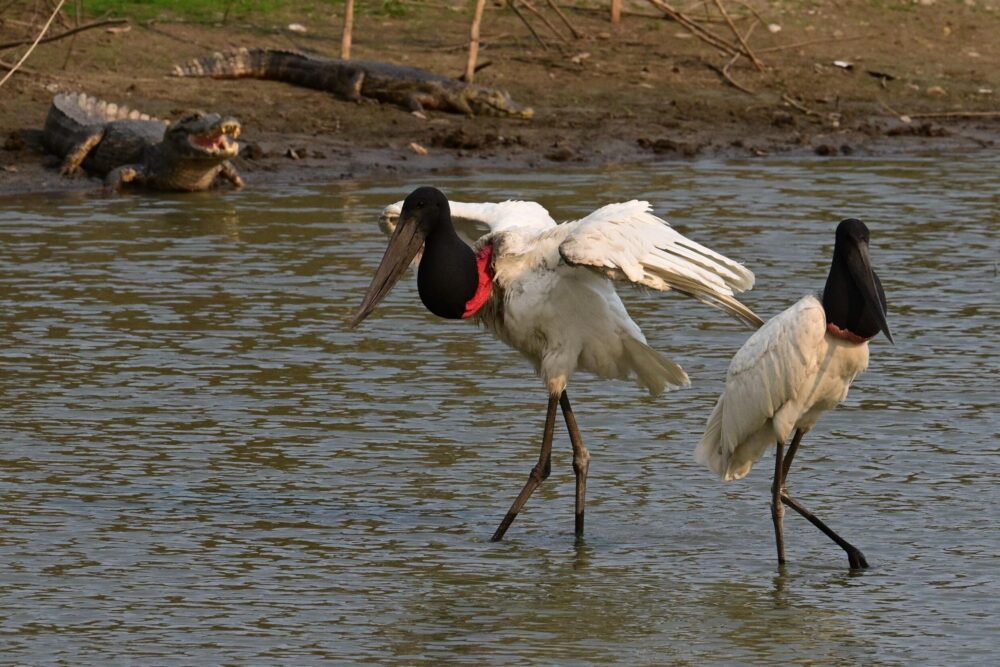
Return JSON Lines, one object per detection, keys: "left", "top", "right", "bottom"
{"left": 822, "top": 248, "right": 887, "bottom": 339}
{"left": 417, "top": 220, "right": 477, "bottom": 319}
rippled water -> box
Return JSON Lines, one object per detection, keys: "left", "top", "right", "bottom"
{"left": 0, "top": 154, "right": 997, "bottom": 664}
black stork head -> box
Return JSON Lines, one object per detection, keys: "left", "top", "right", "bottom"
{"left": 348, "top": 187, "right": 473, "bottom": 328}
{"left": 823, "top": 218, "right": 894, "bottom": 343}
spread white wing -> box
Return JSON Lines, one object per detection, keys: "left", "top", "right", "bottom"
{"left": 558, "top": 201, "right": 762, "bottom": 327}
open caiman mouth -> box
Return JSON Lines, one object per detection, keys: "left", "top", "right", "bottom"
{"left": 187, "top": 121, "right": 240, "bottom": 157}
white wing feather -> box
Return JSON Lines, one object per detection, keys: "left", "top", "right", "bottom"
{"left": 379, "top": 199, "right": 556, "bottom": 239}
{"left": 557, "top": 201, "right": 762, "bottom": 327}
{"left": 695, "top": 296, "right": 827, "bottom": 480}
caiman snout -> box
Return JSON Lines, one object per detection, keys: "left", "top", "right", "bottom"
{"left": 171, "top": 113, "right": 242, "bottom": 159}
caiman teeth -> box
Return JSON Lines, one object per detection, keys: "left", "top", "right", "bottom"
{"left": 189, "top": 130, "right": 237, "bottom": 153}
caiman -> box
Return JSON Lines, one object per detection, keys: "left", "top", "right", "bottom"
{"left": 43, "top": 92, "right": 244, "bottom": 191}
{"left": 171, "top": 48, "right": 534, "bottom": 119}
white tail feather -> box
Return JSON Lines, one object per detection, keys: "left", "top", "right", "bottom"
{"left": 622, "top": 338, "right": 689, "bottom": 397}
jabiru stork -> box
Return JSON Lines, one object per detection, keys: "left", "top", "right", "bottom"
{"left": 349, "top": 186, "right": 762, "bottom": 541}
{"left": 695, "top": 218, "right": 893, "bottom": 569}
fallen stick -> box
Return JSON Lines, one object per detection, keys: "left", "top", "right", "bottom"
{"left": 708, "top": 58, "right": 754, "bottom": 94}
{"left": 0, "top": 0, "right": 65, "bottom": 88}
{"left": 510, "top": 1, "right": 549, "bottom": 50}
{"left": 731, "top": 0, "right": 767, "bottom": 26}
{"left": 905, "top": 110, "right": 1000, "bottom": 119}
{"left": 520, "top": 0, "right": 570, "bottom": 43}
{"left": 717, "top": 19, "right": 758, "bottom": 94}
{"left": 646, "top": 0, "right": 739, "bottom": 56}
{"left": 0, "top": 57, "right": 37, "bottom": 74}
{"left": 756, "top": 34, "right": 875, "bottom": 54}
{"left": 781, "top": 93, "right": 822, "bottom": 117}
{"left": 712, "top": 0, "right": 763, "bottom": 70}
{"left": 545, "top": 0, "right": 584, "bottom": 38}
{"left": 0, "top": 16, "right": 126, "bottom": 51}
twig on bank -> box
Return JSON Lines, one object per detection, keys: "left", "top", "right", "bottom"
{"left": 0, "top": 0, "right": 66, "bottom": 89}
{"left": 429, "top": 34, "right": 514, "bottom": 52}
{"left": 781, "top": 93, "right": 822, "bottom": 117}
{"left": 712, "top": 0, "right": 764, "bottom": 70}
{"left": 545, "top": 0, "right": 583, "bottom": 38}
{"left": 510, "top": 1, "right": 549, "bottom": 50}
{"left": 646, "top": 0, "right": 739, "bottom": 56}
{"left": 716, "top": 19, "right": 759, "bottom": 94}
{"left": 520, "top": 0, "right": 570, "bottom": 43}
{"left": 879, "top": 99, "right": 908, "bottom": 120}
{"left": 757, "top": 34, "right": 875, "bottom": 54}
{"left": 731, "top": 0, "right": 767, "bottom": 26}
{"left": 0, "top": 57, "right": 38, "bottom": 74}
{"left": 0, "top": 16, "right": 127, "bottom": 51}
{"left": 707, "top": 58, "right": 754, "bottom": 94}
{"left": 60, "top": 0, "right": 82, "bottom": 70}
{"left": 906, "top": 110, "right": 1000, "bottom": 119}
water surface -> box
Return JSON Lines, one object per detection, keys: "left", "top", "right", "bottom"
{"left": 0, "top": 154, "right": 997, "bottom": 664}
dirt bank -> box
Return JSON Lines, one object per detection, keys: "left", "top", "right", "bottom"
{"left": 1, "top": 1, "right": 998, "bottom": 196}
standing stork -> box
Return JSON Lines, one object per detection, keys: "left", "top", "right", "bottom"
{"left": 349, "top": 186, "right": 762, "bottom": 541}
{"left": 695, "top": 218, "right": 893, "bottom": 569}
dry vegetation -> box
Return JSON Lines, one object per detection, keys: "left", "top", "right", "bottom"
{"left": 2, "top": 0, "right": 998, "bottom": 193}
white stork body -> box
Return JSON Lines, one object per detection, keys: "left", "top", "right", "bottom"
{"left": 379, "top": 198, "right": 761, "bottom": 397}
{"left": 355, "top": 188, "right": 761, "bottom": 541}
{"left": 695, "top": 294, "right": 870, "bottom": 481}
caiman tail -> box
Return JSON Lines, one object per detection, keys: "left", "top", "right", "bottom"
{"left": 43, "top": 92, "right": 162, "bottom": 159}
{"left": 171, "top": 48, "right": 322, "bottom": 89}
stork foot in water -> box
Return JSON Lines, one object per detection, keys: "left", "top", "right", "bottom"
{"left": 491, "top": 395, "right": 558, "bottom": 542}
{"left": 490, "top": 391, "right": 591, "bottom": 541}
{"left": 771, "top": 429, "right": 868, "bottom": 569}
{"left": 560, "top": 392, "right": 590, "bottom": 538}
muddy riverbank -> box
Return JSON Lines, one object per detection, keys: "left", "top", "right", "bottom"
{"left": 1, "top": 0, "right": 997, "bottom": 195}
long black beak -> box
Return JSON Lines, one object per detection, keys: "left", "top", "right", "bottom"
{"left": 347, "top": 217, "right": 427, "bottom": 328}
{"left": 849, "top": 241, "right": 894, "bottom": 344}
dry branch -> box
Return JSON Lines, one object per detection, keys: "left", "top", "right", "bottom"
{"left": 545, "top": 0, "right": 583, "bottom": 38}
{"left": 0, "top": 0, "right": 65, "bottom": 88}
{"left": 781, "top": 93, "right": 822, "bottom": 117}
{"left": 906, "top": 110, "right": 1000, "bottom": 119}
{"left": 465, "top": 0, "right": 487, "bottom": 82}
{"left": 715, "top": 19, "right": 758, "bottom": 94}
{"left": 510, "top": 1, "right": 549, "bottom": 49}
{"left": 756, "top": 34, "right": 874, "bottom": 54}
{"left": 341, "top": 0, "right": 354, "bottom": 59}
{"left": 712, "top": 0, "right": 763, "bottom": 70}
{"left": 520, "top": 0, "right": 570, "bottom": 43}
{"left": 0, "top": 16, "right": 126, "bottom": 51}
{"left": 646, "top": 0, "right": 739, "bottom": 56}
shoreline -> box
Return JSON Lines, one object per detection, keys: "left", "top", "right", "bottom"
{"left": 2, "top": 1, "right": 998, "bottom": 197}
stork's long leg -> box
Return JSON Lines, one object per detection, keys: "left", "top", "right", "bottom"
{"left": 781, "top": 429, "right": 804, "bottom": 485}
{"left": 771, "top": 437, "right": 786, "bottom": 564}
{"left": 490, "top": 394, "right": 559, "bottom": 542}
{"left": 779, "top": 430, "right": 869, "bottom": 569}
{"left": 559, "top": 391, "right": 589, "bottom": 537}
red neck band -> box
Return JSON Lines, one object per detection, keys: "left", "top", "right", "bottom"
{"left": 462, "top": 243, "right": 494, "bottom": 319}
{"left": 826, "top": 322, "right": 873, "bottom": 344}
